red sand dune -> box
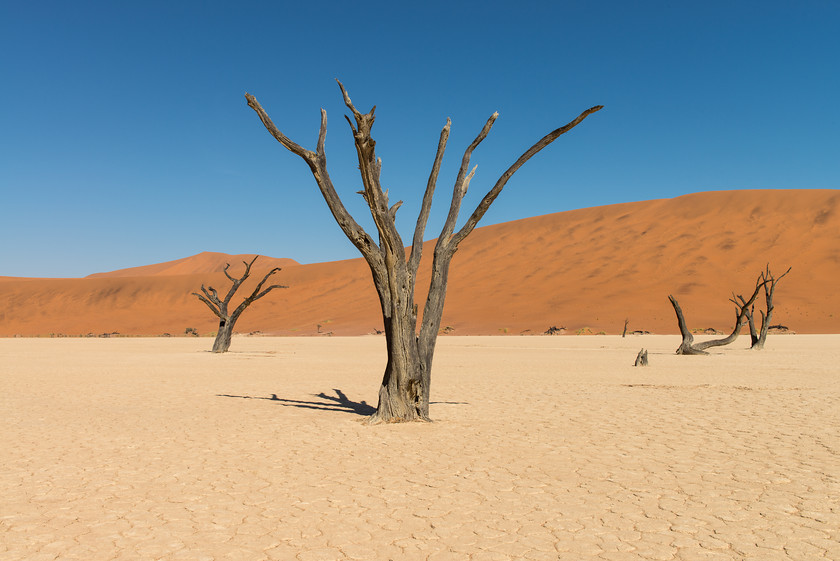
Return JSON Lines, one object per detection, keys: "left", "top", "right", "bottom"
{"left": 86, "top": 252, "right": 299, "bottom": 278}
{"left": 1, "top": 189, "right": 838, "bottom": 337}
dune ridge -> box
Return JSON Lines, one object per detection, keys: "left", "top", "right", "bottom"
{"left": 1, "top": 189, "right": 838, "bottom": 336}
{"left": 86, "top": 252, "right": 299, "bottom": 278}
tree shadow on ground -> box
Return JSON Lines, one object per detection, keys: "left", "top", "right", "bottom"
{"left": 218, "top": 389, "right": 468, "bottom": 416}
{"left": 218, "top": 388, "right": 376, "bottom": 416}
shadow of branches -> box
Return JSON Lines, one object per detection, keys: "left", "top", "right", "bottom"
{"left": 218, "top": 388, "right": 376, "bottom": 416}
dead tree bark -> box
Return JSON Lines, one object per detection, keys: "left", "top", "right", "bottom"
{"left": 192, "top": 256, "right": 286, "bottom": 353}
{"left": 634, "top": 349, "right": 648, "bottom": 366}
{"left": 246, "top": 81, "right": 601, "bottom": 423}
{"left": 668, "top": 295, "right": 706, "bottom": 355}
{"left": 739, "top": 265, "right": 791, "bottom": 350}
{"left": 668, "top": 280, "right": 765, "bottom": 355}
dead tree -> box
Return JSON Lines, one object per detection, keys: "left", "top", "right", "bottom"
{"left": 668, "top": 279, "right": 765, "bottom": 355}
{"left": 193, "top": 256, "right": 286, "bottom": 353}
{"left": 246, "top": 81, "right": 601, "bottom": 423}
{"left": 736, "top": 265, "right": 791, "bottom": 350}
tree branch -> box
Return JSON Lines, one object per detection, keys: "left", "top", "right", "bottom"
{"left": 248, "top": 267, "right": 285, "bottom": 302}
{"left": 438, "top": 113, "right": 498, "bottom": 248}
{"left": 200, "top": 285, "right": 223, "bottom": 308}
{"left": 232, "top": 266, "right": 288, "bottom": 320}
{"left": 245, "top": 93, "right": 317, "bottom": 165}
{"left": 221, "top": 256, "right": 257, "bottom": 304}
{"left": 245, "top": 91, "right": 383, "bottom": 269}
{"left": 693, "top": 279, "right": 766, "bottom": 351}
{"left": 409, "top": 118, "right": 450, "bottom": 277}
{"left": 451, "top": 104, "right": 604, "bottom": 247}
{"left": 192, "top": 290, "right": 225, "bottom": 320}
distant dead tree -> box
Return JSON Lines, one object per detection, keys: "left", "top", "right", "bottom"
{"left": 733, "top": 265, "right": 791, "bottom": 350}
{"left": 192, "top": 256, "right": 286, "bottom": 353}
{"left": 668, "top": 278, "right": 765, "bottom": 355}
{"left": 246, "top": 80, "right": 602, "bottom": 423}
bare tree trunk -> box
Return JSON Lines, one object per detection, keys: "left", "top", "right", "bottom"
{"left": 751, "top": 265, "right": 791, "bottom": 350}
{"left": 212, "top": 319, "right": 233, "bottom": 353}
{"left": 744, "top": 303, "right": 760, "bottom": 348}
{"left": 246, "top": 81, "right": 601, "bottom": 422}
{"left": 668, "top": 295, "right": 707, "bottom": 355}
{"left": 193, "top": 256, "right": 286, "bottom": 353}
{"left": 622, "top": 318, "right": 629, "bottom": 338}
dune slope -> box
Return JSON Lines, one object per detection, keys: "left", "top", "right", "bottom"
{"left": 1, "top": 189, "right": 838, "bottom": 336}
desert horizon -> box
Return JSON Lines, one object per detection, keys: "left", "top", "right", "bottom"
{"left": 1, "top": 189, "right": 838, "bottom": 338}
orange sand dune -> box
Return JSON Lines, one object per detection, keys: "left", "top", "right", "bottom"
{"left": 86, "top": 251, "right": 298, "bottom": 278}
{"left": 1, "top": 189, "right": 838, "bottom": 337}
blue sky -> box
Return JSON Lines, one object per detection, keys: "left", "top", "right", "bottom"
{"left": 2, "top": 1, "right": 838, "bottom": 277}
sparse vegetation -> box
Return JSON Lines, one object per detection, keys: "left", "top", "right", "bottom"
{"left": 691, "top": 327, "right": 723, "bottom": 335}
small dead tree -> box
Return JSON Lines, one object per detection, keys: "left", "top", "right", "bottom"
{"left": 247, "top": 81, "right": 601, "bottom": 423}
{"left": 736, "top": 265, "right": 791, "bottom": 350}
{"left": 668, "top": 279, "right": 765, "bottom": 355}
{"left": 193, "top": 256, "right": 286, "bottom": 353}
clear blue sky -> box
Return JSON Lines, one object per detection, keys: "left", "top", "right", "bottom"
{"left": 2, "top": 1, "right": 838, "bottom": 277}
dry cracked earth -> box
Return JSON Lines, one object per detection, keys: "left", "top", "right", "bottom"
{"left": 2, "top": 335, "right": 839, "bottom": 560}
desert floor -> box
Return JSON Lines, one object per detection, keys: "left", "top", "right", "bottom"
{"left": 2, "top": 335, "right": 838, "bottom": 561}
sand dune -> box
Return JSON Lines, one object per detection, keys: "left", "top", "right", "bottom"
{"left": 1, "top": 189, "right": 838, "bottom": 336}
{"left": 86, "top": 252, "right": 299, "bottom": 278}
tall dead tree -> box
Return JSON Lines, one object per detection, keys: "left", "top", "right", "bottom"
{"left": 193, "top": 256, "right": 286, "bottom": 353}
{"left": 246, "top": 81, "right": 601, "bottom": 423}
{"left": 736, "top": 265, "right": 791, "bottom": 350}
{"left": 668, "top": 278, "right": 765, "bottom": 355}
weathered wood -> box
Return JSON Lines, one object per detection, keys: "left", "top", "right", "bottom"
{"left": 192, "top": 256, "right": 286, "bottom": 353}
{"left": 247, "top": 81, "right": 601, "bottom": 422}
{"left": 634, "top": 348, "right": 648, "bottom": 366}
{"left": 668, "top": 295, "right": 707, "bottom": 355}
{"left": 745, "top": 265, "right": 791, "bottom": 350}
{"left": 670, "top": 273, "right": 768, "bottom": 355}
